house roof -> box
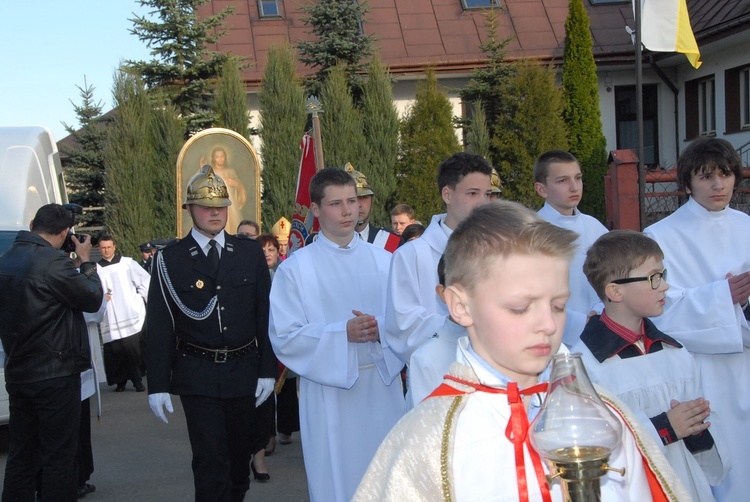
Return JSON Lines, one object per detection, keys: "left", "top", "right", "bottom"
{"left": 689, "top": 0, "right": 750, "bottom": 41}
{"left": 190, "top": 1, "right": 750, "bottom": 87}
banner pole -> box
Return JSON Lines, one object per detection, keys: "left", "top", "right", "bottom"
{"left": 306, "top": 96, "right": 325, "bottom": 171}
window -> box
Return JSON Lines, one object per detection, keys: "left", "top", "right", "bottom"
{"left": 461, "top": 0, "right": 500, "bottom": 10}
{"left": 724, "top": 65, "right": 750, "bottom": 133}
{"left": 258, "top": 0, "right": 281, "bottom": 18}
{"left": 698, "top": 78, "right": 716, "bottom": 136}
{"left": 589, "top": 0, "right": 628, "bottom": 5}
{"left": 741, "top": 68, "right": 750, "bottom": 129}
{"left": 686, "top": 75, "right": 716, "bottom": 139}
{"left": 615, "top": 85, "right": 660, "bottom": 167}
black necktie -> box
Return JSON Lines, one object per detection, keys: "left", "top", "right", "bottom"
{"left": 208, "top": 239, "right": 220, "bottom": 275}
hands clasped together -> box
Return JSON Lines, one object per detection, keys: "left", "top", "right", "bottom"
{"left": 347, "top": 309, "right": 380, "bottom": 343}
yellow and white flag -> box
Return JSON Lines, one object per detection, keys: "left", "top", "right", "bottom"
{"left": 638, "top": 0, "right": 701, "bottom": 68}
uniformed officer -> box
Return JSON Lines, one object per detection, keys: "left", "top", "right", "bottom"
{"left": 146, "top": 165, "right": 275, "bottom": 502}
{"left": 139, "top": 241, "right": 154, "bottom": 273}
{"left": 490, "top": 168, "right": 503, "bottom": 201}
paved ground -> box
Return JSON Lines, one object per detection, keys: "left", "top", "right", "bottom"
{"left": 0, "top": 380, "right": 310, "bottom": 501}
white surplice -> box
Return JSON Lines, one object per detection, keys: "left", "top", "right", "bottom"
{"left": 538, "top": 203, "right": 608, "bottom": 346}
{"left": 385, "top": 213, "right": 449, "bottom": 363}
{"left": 644, "top": 196, "right": 750, "bottom": 502}
{"left": 406, "top": 317, "right": 466, "bottom": 409}
{"left": 269, "top": 233, "right": 406, "bottom": 502}
{"left": 354, "top": 340, "right": 692, "bottom": 502}
{"left": 97, "top": 257, "right": 150, "bottom": 343}
{"left": 575, "top": 340, "right": 728, "bottom": 502}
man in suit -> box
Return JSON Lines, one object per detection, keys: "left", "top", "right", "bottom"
{"left": 146, "top": 165, "right": 276, "bottom": 502}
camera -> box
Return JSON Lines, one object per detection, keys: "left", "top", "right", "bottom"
{"left": 61, "top": 204, "right": 84, "bottom": 254}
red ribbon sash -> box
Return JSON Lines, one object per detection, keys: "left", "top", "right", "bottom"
{"left": 428, "top": 376, "right": 552, "bottom": 502}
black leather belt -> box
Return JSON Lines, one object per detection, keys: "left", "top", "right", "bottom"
{"left": 175, "top": 337, "right": 258, "bottom": 363}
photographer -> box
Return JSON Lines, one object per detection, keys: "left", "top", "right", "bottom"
{"left": 0, "top": 203, "right": 103, "bottom": 502}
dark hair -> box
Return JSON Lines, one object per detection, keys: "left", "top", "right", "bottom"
{"left": 390, "top": 203, "right": 415, "bottom": 219}
{"left": 237, "top": 220, "right": 260, "bottom": 234}
{"left": 437, "top": 152, "right": 492, "bottom": 193}
{"left": 30, "top": 204, "right": 75, "bottom": 235}
{"left": 437, "top": 255, "right": 446, "bottom": 286}
{"left": 256, "top": 233, "right": 280, "bottom": 251}
{"left": 99, "top": 235, "right": 116, "bottom": 245}
{"left": 309, "top": 167, "right": 356, "bottom": 205}
{"left": 399, "top": 223, "right": 426, "bottom": 245}
{"left": 533, "top": 150, "right": 579, "bottom": 183}
{"left": 676, "top": 137, "right": 743, "bottom": 192}
{"left": 584, "top": 230, "right": 664, "bottom": 301}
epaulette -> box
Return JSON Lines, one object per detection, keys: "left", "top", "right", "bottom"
{"left": 155, "top": 238, "right": 181, "bottom": 257}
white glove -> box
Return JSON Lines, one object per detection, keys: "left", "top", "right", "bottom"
{"left": 149, "top": 393, "right": 174, "bottom": 424}
{"left": 255, "top": 378, "right": 275, "bottom": 406}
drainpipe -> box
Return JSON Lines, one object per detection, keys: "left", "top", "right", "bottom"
{"left": 649, "top": 55, "right": 680, "bottom": 166}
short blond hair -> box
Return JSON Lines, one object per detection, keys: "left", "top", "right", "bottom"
{"left": 444, "top": 200, "right": 577, "bottom": 293}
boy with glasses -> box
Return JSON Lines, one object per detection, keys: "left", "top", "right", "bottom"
{"left": 572, "top": 230, "right": 727, "bottom": 502}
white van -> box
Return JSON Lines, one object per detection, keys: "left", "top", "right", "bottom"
{"left": 0, "top": 125, "right": 69, "bottom": 424}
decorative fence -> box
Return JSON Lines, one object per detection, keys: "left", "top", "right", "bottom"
{"left": 605, "top": 149, "right": 750, "bottom": 231}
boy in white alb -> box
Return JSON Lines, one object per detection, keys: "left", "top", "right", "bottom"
{"left": 408, "top": 200, "right": 540, "bottom": 409}
{"left": 406, "top": 256, "right": 467, "bottom": 409}
{"left": 644, "top": 137, "right": 750, "bottom": 501}
{"left": 572, "top": 230, "right": 728, "bottom": 501}
{"left": 534, "top": 150, "right": 608, "bottom": 346}
{"left": 355, "top": 201, "right": 690, "bottom": 502}
{"left": 386, "top": 152, "right": 492, "bottom": 363}
{"left": 269, "top": 168, "right": 405, "bottom": 502}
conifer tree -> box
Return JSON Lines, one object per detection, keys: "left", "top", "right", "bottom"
{"left": 562, "top": 0, "right": 608, "bottom": 221}
{"left": 127, "top": 0, "right": 235, "bottom": 135}
{"left": 396, "top": 69, "right": 461, "bottom": 221}
{"left": 493, "top": 61, "right": 568, "bottom": 208}
{"left": 361, "top": 54, "right": 399, "bottom": 227}
{"left": 258, "top": 44, "right": 307, "bottom": 230}
{"left": 319, "top": 64, "right": 367, "bottom": 170}
{"left": 458, "top": 8, "right": 514, "bottom": 165}
{"left": 297, "top": 0, "right": 375, "bottom": 96}
{"left": 150, "top": 96, "right": 183, "bottom": 239}
{"left": 104, "top": 71, "right": 156, "bottom": 257}
{"left": 214, "top": 58, "right": 250, "bottom": 138}
{"left": 466, "top": 101, "right": 491, "bottom": 159}
{"left": 60, "top": 79, "right": 108, "bottom": 234}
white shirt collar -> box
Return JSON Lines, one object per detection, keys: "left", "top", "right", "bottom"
{"left": 438, "top": 215, "right": 454, "bottom": 238}
{"left": 357, "top": 223, "right": 371, "bottom": 241}
{"left": 191, "top": 228, "right": 226, "bottom": 256}
{"left": 541, "top": 202, "right": 580, "bottom": 219}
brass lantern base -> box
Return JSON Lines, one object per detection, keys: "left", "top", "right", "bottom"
{"left": 545, "top": 447, "right": 625, "bottom": 502}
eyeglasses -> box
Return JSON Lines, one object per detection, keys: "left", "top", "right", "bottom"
{"left": 611, "top": 269, "right": 667, "bottom": 290}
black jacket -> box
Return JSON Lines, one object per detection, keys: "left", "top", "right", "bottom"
{"left": 146, "top": 232, "right": 275, "bottom": 398}
{"left": 0, "top": 231, "right": 103, "bottom": 384}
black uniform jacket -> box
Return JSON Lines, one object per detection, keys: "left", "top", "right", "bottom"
{"left": 146, "top": 232, "right": 275, "bottom": 398}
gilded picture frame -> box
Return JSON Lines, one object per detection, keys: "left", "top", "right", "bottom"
{"left": 176, "top": 128, "right": 261, "bottom": 237}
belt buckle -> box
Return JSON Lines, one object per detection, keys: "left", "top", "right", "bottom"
{"left": 214, "top": 348, "right": 229, "bottom": 363}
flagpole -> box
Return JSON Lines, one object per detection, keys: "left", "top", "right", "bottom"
{"left": 635, "top": 0, "right": 646, "bottom": 230}
{"left": 306, "top": 96, "right": 325, "bottom": 171}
